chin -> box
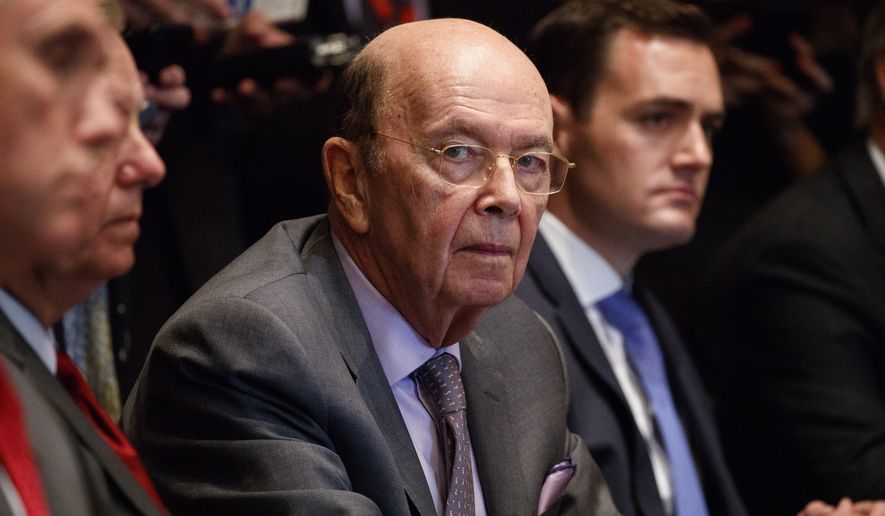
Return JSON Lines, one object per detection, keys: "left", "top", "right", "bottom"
{"left": 453, "top": 279, "right": 514, "bottom": 308}
{"left": 90, "top": 251, "right": 135, "bottom": 280}
{"left": 644, "top": 219, "right": 697, "bottom": 251}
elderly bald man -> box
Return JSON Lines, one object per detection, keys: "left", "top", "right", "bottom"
{"left": 123, "top": 17, "right": 618, "bottom": 516}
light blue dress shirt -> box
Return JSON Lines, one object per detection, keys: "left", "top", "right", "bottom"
{"left": 333, "top": 236, "right": 487, "bottom": 516}
{"left": 539, "top": 213, "right": 675, "bottom": 513}
{"left": 0, "top": 289, "right": 57, "bottom": 374}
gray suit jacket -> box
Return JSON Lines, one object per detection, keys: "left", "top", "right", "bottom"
{"left": 123, "top": 215, "right": 618, "bottom": 515}
{"left": 0, "top": 312, "right": 163, "bottom": 516}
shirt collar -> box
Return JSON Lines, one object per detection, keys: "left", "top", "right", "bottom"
{"left": 0, "top": 289, "right": 57, "bottom": 374}
{"left": 866, "top": 138, "right": 885, "bottom": 190}
{"left": 331, "top": 235, "right": 461, "bottom": 386}
{"left": 539, "top": 213, "right": 626, "bottom": 308}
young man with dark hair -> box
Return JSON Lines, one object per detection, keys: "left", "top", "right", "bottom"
{"left": 518, "top": 1, "right": 736, "bottom": 515}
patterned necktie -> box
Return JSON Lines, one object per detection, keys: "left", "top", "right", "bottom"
{"left": 413, "top": 353, "right": 475, "bottom": 516}
{"left": 596, "top": 290, "right": 709, "bottom": 516}
{"left": 55, "top": 350, "right": 166, "bottom": 513}
{"left": 0, "top": 362, "right": 50, "bottom": 516}
{"left": 61, "top": 283, "right": 122, "bottom": 420}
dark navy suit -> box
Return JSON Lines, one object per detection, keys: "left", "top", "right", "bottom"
{"left": 517, "top": 235, "right": 746, "bottom": 516}
{"left": 696, "top": 140, "right": 885, "bottom": 514}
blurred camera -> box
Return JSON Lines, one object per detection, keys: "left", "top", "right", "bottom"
{"left": 125, "top": 24, "right": 361, "bottom": 91}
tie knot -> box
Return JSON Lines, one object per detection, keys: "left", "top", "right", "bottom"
{"left": 413, "top": 353, "right": 466, "bottom": 415}
{"left": 595, "top": 289, "right": 645, "bottom": 334}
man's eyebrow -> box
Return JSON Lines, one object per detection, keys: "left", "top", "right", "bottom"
{"left": 634, "top": 97, "right": 692, "bottom": 111}
{"left": 437, "top": 119, "right": 487, "bottom": 141}
{"left": 635, "top": 97, "right": 726, "bottom": 117}
{"left": 433, "top": 119, "right": 553, "bottom": 150}
{"left": 37, "top": 23, "right": 107, "bottom": 66}
{"left": 514, "top": 135, "right": 554, "bottom": 151}
{"left": 38, "top": 24, "right": 93, "bottom": 49}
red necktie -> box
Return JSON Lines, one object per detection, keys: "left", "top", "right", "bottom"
{"left": 0, "top": 362, "right": 51, "bottom": 516}
{"left": 55, "top": 350, "right": 166, "bottom": 512}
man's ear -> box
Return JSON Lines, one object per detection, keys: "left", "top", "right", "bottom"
{"left": 322, "top": 137, "right": 370, "bottom": 234}
{"left": 550, "top": 94, "right": 576, "bottom": 157}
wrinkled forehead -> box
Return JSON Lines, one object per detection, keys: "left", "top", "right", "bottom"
{"left": 374, "top": 21, "right": 552, "bottom": 139}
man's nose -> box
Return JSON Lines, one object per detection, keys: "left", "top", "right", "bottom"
{"left": 76, "top": 85, "right": 125, "bottom": 149}
{"left": 476, "top": 155, "right": 522, "bottom": 217}
{"left": 117, "top": 127, "right": 166, "bottom": 188}
{"left": 673, "top": 121, "right": 713, "bottom": 170}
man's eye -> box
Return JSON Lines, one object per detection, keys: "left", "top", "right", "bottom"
{"left": 40, "top": 43, "right": 80, "bottom": 74}
{"left": 639, "top": 112, "right": 672, "bottom": 129}
{"left": 702, "top": 117, "right": 725, "bottom": 140}
{"left": 442, "top": 145, "right": 475, "bottom": 161}
{"left": 516, "top": 153, "right": 548, "bottom": 173}
{"left": 37, "top": 28, "right": 100, "bottom": 77}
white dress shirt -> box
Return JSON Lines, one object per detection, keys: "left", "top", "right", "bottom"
{"left": 866, "top": 138, "right": 885, "bottom": 188}
{"left": 333, "top": 236, "right": 487, "bottom": 516}
{"left": 539, "top": 213, "right": 675, "bottom": 514}
{"left": 0, "top": 289, "right": 57, "bottom": 374}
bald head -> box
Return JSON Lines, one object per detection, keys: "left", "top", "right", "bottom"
{"left": 338, "top": 18, "right": 550, "bottom": 145}
{"left": 366, "top": 18, "right": 541, "bottom": 79}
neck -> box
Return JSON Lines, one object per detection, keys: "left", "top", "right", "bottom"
{"left": 330, "top": 216, "right": 486, "bottom": 349}
{"left": 1, "top": 267, "right": 99, "bottom": 327}
{"left": 421, "top": 307, "right": 485, "bottom": 349}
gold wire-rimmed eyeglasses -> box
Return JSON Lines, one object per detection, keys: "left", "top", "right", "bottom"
{"left": 372, "top": 132, "right": 574, "bottom": 195}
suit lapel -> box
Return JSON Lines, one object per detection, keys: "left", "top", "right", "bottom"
{"left": 0, "top": 311, "right": 160, "bottom": 516}
{"left": 527, "top": 236, "right": 623, "bottom": 398}
{"left": 342, "top": 334, "right": 436, "bottom": 516}
{"left": 637, "top": 288, "right": 748, "bottom": 516}
{"left": 460, "top": 332, "right": 530, "bottom": 515}
{"left": 837, "top": 140, "right": 885, "bottom": 254}
{"left": 525, "top": 237, "right": 670, "bottom": 516}
{"left": 304, "top": 223, "right": 435, "bottom": 516}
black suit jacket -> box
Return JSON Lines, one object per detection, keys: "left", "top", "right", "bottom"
{"left": 517, "top": 235, "right": 746, "bottom": 516}
{"left": 696, "top": 140, "right": 885, "bottom": 515}
{"left": 0, "top": 311, "right": 162, "bottom": 516}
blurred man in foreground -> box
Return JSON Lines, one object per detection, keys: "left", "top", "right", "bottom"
{"left": 0, "top": 0, "right": 165, "bottom": 513}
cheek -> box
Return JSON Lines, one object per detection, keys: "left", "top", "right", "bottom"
{"left": 517, "top": 198, "right": 544, "bottom": 250}
{"left": 369, "top": 176, "right": 458, "bottom": 279}
{"left": 3, "top": 60, "right": 61, "bottom": 131}
{"left": 697, "top": 167, "right": 711, "bottom": 194}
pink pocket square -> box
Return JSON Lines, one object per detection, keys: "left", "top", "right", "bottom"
{"left": 538, "top": 457, "right": 576, "bottom": 515}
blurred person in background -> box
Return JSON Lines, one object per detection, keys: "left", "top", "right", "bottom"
{"left": 696, "top": 0, "right": 885, "bottom": 513}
